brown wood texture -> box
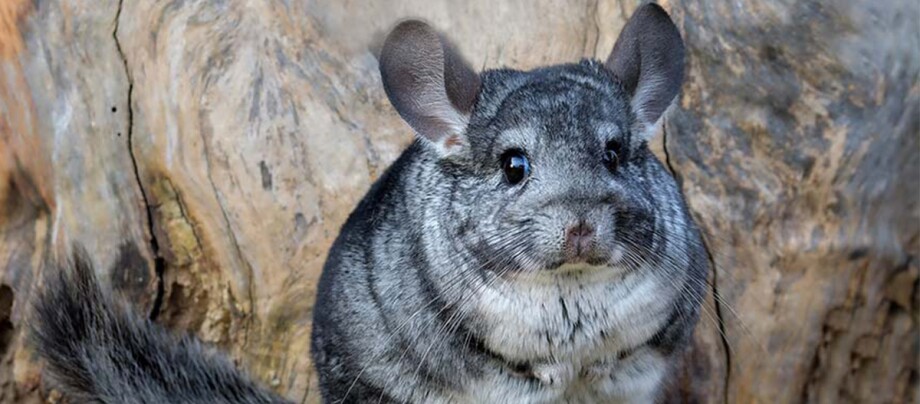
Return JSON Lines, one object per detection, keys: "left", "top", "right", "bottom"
{"left": 0, "top": 1, "right": 916, "bottom": 403}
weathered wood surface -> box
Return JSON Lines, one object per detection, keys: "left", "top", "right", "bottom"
{"left": 665, "top": 2, "right": 919, "bottom": 402}
{"left": 0, "top": 1, "right": 916, "bottom": 403}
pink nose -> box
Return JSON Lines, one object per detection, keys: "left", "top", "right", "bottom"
{"left": 565, "top": 221, "right": 595, "bottom": 257}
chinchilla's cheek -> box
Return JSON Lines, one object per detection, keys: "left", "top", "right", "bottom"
{"left": 533, "top": 205, "right": 573, "bottom": 243}
{"left": 590, "top": 212, "right": 619, "bottom": 251}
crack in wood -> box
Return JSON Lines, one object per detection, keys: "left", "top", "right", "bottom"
{"left": 113, "top": 0, "right": 166, "bottom": 321}
{"left": 662, "top": 119, "right": 733, "bottom": 404}
{"left": 196, "top": 105, "right": 258, "bottom": 351}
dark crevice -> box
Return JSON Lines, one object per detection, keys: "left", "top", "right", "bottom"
{"left": 0, "top": 285, "right": 14, "bottom": 358}
{"left": 114, "top": 0, "right": 166, "bottom": 321}
{"left": 704, "top": 240, "right": 732, "bottom": 404}
{"left": 661, "top": 123, "right": 676, "bottom": 180}
{"left": 662, "top": 120, "right": 732, "bottom": 403}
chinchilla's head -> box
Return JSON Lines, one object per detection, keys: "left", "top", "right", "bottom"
{"left": 379, "top": 4, "right": 689, "bottom": 274}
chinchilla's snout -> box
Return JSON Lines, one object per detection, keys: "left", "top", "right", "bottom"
{"left": 529, "top": 200, "right": 624, "bottom": 270}
{"left": 563, "top": 220, "right": 596, "bottom": 262}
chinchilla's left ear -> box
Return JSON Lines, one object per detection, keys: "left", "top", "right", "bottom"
{"left": 379, "top": 20, "right": 481, "bottom": 154}
{"left": 605, "top": 3, "right": 685, "bottom": 135}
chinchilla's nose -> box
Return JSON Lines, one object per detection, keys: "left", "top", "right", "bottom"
{"left": 564, "top": 220, "right": 595, "bottom": 260}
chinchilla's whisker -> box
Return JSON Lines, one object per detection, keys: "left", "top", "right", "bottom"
{"left": 635, "top": 225, "right": 767, "bottom": 354}
{"left": 388, "top": 237, "right": 530, "bottom": 403}
{"left": 357, "top": 229, "right": 532, "bottom": 402}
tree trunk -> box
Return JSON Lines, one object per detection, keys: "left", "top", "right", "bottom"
{"left": 0, "top": 1, "right": 916, "bottom": 403}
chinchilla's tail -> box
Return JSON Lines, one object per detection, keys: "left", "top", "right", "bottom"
{"left": 30, "top": 247, "right": 290, "bottom": 404}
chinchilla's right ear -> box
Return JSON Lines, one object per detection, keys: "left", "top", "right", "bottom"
{"left": 379, "top": 20, "right": 481, "bottom": 155}
{"left": 605, "top": 3, "right": 685, "bottom": 137}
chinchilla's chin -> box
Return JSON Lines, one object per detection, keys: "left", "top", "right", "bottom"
{"left": 524, "top": 243, "right": 628, "bottom": 274}
{"left": 509, "top": 258, "right": 634, "bottom": 285}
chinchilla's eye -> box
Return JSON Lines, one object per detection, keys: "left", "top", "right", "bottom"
{"left": 501, "top": 150, "right": 531, "bottom": 185}
{"left": 604, "top": 140, "right": 621, "bottom": 173}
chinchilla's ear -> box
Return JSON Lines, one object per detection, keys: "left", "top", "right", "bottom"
{"left": 379, "top": 20, "right": 481, "bottom": 154}
{"left": 605, "top": 3, "right": 685, "bottom": 135}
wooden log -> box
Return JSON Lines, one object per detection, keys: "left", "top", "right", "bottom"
{"left": 665, "top": 1, "right": 920, "bottom": 402}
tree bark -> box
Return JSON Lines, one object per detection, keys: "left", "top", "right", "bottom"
{"left": 0, "top": 1, "right": 916, "bottom": 403}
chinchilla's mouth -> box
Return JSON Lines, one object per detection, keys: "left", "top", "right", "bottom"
{"left": 544, "top": 256, "right": 609, "bottom": 271}
{"left": 542, "top": 244, "right": 625, "bottom": 272}
{"left": 547, "top": 261, "right": 610, "bottom": 274}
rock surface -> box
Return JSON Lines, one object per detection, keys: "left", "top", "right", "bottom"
{"left": 0, "top": 0, "right": 916, "bottom": 403}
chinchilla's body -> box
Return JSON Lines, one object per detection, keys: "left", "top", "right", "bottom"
{"left": 29, "top": 3, "right": 707, "bottom": 404}
{"left": 312, "top": 133, "right": 706, "bottom": 403}
{"left": 311, "top": 4, "right": 709, "bottom": 403}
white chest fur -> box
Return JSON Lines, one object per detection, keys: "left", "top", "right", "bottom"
{"left": 462, "top": 265, "right": 677, "bottom": 403}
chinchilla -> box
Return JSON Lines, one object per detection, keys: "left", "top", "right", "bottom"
{"left": 28, "top": 3, "right": 707, "bottom": 404}
{"left": 310, "top": 3, "right": 709, "bottom": 403}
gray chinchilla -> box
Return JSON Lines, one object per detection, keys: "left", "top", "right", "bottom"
{"left": 311, "top": 3, "right": 709, "bottom": 403}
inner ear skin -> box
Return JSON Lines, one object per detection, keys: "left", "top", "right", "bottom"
{"left": 604, "top": 3, "right": 686, "bottom": 127}
{"left": 378, "top": 20, "right": 481, "bottom": 147}
{"left": 441, "top": 39, "right": 481, "bottom": 115}
{"left": 379, "top": 3, "right": 682, "bottom": 149}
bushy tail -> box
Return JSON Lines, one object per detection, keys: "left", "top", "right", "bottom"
{"left": 30, "top": 248, "right": 290, "bottom": 404}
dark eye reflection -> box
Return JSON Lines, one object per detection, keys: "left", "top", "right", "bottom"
{"left": 604, "top": 140, "right": 621, "bottom": 173}
{"left": 501, "top": 150, "right": 531, "bottom": 185}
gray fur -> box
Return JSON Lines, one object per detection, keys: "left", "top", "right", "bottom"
{"left": 30, "top": 248, "right": 289, "bottom": 404}
{"left": 312, "top": 3, "right": 708, "bottom": 403}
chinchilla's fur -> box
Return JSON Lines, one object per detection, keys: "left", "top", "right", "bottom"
{"left": 29, "top": 3, "right": 707, "bottom": 404}
{"left": 30, "top": 249, "right": 289, "bottom": 404}
{"left": 311, "top": 3, "right": 708, "bottom": 403}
